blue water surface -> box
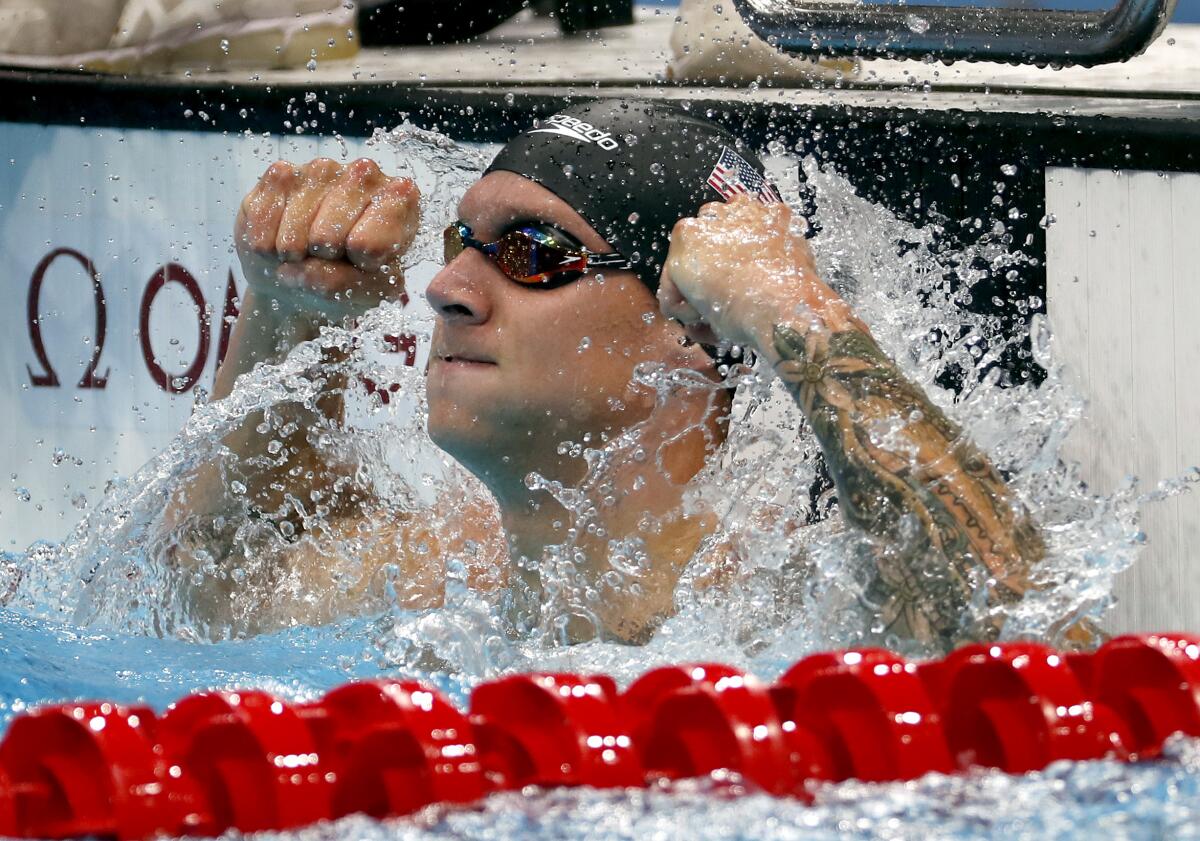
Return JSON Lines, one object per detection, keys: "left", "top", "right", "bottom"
{"left": 0, "top": 609, "right": 420, "bottom": 726}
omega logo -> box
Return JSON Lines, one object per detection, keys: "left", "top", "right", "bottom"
{"left": 26, "top": 248, "right": 110, "bottom": 389}
{"left": 138, "top": 262, "right": 213, "bottom": 394}
{"left": 25, "top": 247, "right": 418, "bottom": 397}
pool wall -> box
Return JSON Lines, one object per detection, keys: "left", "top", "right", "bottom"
{"left": 0, "top": 73, "right": 1197, "bottom": 634}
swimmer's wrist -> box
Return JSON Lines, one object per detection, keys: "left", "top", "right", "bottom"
{"left": 239, "top": 290, "right": 326, "bottom": 347}
{"left": 735, "top": 290, "right": 819, "bottom": 351}
{"left": 741, "top": 289, "right": 866, "bottom": 365}
{"left": 246, "top": 284, "right": 372, "bottom": 325}
{"left": 213, "top": 290, "right": 332, "bottom": 398}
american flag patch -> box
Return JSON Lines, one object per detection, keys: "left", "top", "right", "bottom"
{"left": 706, "top": 146, "right": 782, "bottom": 204}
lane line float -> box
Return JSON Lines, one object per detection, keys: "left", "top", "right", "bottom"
{"left": 0, "top": 633, "right": 1196, "bottom": 839}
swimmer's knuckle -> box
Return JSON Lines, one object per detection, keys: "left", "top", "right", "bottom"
{"left": 307, "top": 156, "right": 339, "bottom": 170}
{"left": 347, "top": 231, "right": 390, "bottom": 261}
{"left": 264, "top": 161, "right": 297, "bottom": 184}
{"left": 303, "top": 158, "right": 341, "bottom": 182}
{"left": 395, "top": 175, "right": 420, "bottom": 195}
{"left": 309, "top": 215, "right": 344, "bottom": 239}
{"left": 383, "top": 178, "right": 420, "bottom": 207}
{"left": 348, "top": 158, "right": 382, "bottom": 179}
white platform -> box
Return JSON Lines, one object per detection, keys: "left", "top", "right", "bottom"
{"left": 188, "top": 10, "right": 1200, "bottom": 97}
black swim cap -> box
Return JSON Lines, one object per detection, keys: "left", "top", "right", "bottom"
{"left": 485, "top": 100, "right": 779, "bottom": 292}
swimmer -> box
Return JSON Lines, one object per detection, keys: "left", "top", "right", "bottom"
{"left": 173, "top": 100, "right": 1049, "bottom": 647}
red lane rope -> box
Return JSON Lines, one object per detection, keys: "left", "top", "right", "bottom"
{"left": 0, "top": 633, "right": 1196, "bottom": 839}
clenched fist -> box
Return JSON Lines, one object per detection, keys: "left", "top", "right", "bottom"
{"left": 235, "top": 157, "right": 420, "bottom": 319}
{"left": 657, "top": 196, "right": 854, "bottom": 351}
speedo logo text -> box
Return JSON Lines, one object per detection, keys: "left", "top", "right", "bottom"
{"left": 528, "top": 114, "right": 621, "bottom": 151}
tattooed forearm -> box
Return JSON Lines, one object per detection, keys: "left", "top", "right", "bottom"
{"left": 771, "top": 322, "right": 1044, "bottom": 646}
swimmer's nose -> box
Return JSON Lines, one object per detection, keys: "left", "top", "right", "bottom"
{"left": 427, "top": 252, "right": 492, "bottom": 324}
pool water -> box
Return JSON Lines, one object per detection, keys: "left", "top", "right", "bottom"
{"left": 2, "top": 126, "right": 1198, "bottom": 839}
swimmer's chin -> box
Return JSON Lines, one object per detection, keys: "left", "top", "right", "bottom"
{"left": 425, "top": 397, "right": 486, "bottom": 454}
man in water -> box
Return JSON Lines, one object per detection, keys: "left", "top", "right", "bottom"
{"left": 181, "top": 100, "right": 1043, "bottom": 646}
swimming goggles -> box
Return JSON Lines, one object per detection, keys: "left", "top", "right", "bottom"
{"left": 443, "top": 220, "right": 633, "bottom": 288}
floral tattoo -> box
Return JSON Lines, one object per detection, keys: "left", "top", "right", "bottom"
{"left": 772, "top": 323, "right": 1044, "bottom": 646}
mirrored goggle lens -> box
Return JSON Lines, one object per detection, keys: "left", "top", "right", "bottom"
{"left": 499, "top": 231, "right": 589, "bottom": 285}
{"left": 443, "top": 224, "right": 589, "bottom": 285}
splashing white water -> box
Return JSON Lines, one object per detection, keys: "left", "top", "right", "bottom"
{"left": 0, "top": 124, "right": 1164, "bottom": 688}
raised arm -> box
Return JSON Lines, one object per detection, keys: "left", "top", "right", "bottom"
{"left": 182, "top": 157, "right": 420, "bottom": 529}
{"left": 143, "top": 159, "right": 426, "bottom": 634}
{"left": 658, "top": 197, "right": 1044, "bottom": 647}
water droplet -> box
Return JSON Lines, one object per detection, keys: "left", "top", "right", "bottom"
{"left": 905, "top": 14, "right": 930, "bottom": 33}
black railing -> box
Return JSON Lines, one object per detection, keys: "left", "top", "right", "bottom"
{"left": 732, "top": 0, "right": 1178, "bottom": 66}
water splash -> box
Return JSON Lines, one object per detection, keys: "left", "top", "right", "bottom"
{"left": 0, "top": 124, "right": 1156, "bottom": 685}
